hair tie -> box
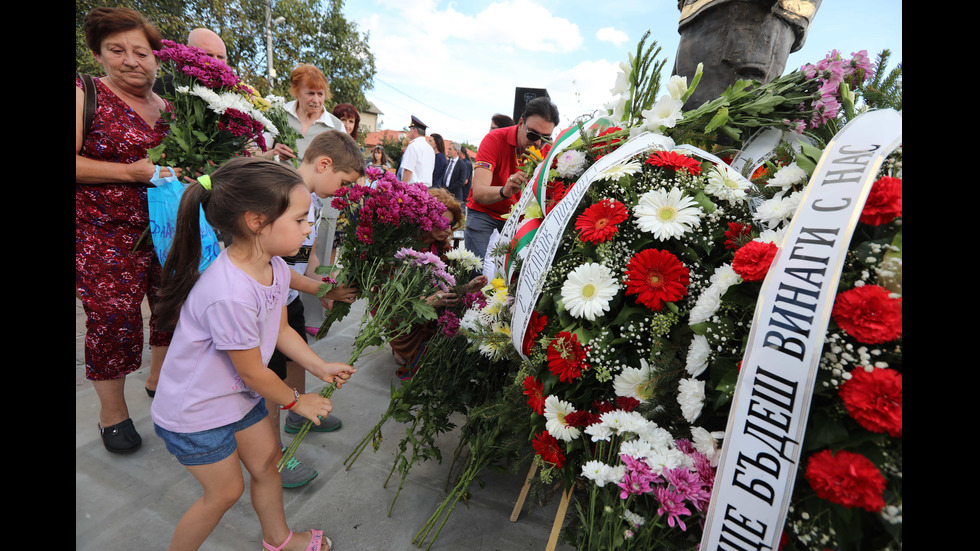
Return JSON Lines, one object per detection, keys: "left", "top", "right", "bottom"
{"left": 198, "top": 174, "right": 212, "bottom": 190}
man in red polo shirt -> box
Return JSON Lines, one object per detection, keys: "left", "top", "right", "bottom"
{"left": 465, "top": 97, "right": 560, "bottom": 273}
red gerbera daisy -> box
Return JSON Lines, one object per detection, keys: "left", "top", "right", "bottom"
{"left": 724, "top": 222, "right": 753, "bottom": 250}
{"left": 522, "top": 376, "right": 546, "bottom": 415}
{"left": 805, "top": 449, "right": 886, "bottom": 512}
{"left": 547, "top": 331, "right": 589, "bottom": 383}
{"left": 732, "top": 240, "right": 778, "bottom": 282}
{"left": 832, "top": 285, "right": 902, "bottom": 344}
{"left": 574, "top": 199, "right": 629, "bottom": 244}
{"left": 623, "top": 249, "right": 690, "bottom": 311}
{"left": 546, "top": 181, "right": 570, "bottom": 214}
{"left": 859, "top": 176, "right": 902, "bottom": 226}
{"left": 591, "top": 126, "right": 624, "bottom": 151}
{"left": 645, "top": 150, "right": 703, "bottom": 175}
{"left": 839, "top": 367, "right": 902, "bottom": 437}
{"left": 522, "top": 311, "right": 548, "bottom": 356}
{"left": 532, "top": 430, "right": 566, "bottom": 468}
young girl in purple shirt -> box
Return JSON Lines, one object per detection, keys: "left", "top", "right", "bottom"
{"left": 151, "top": 157, "right": 352, "bottom": 551}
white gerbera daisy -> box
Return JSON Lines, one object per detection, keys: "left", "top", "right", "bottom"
{"left": 596, "top": 159, "right": 642, "bottom": 182}
{"left": 677, "top": 377, "right": 706, "bottom": 423}
{"left": 561, "top": 263, "right": 620, "bottom": 321}
{"left": 544, "top": 395, "right": 581, "bottom": 442}
{"left": 633, "top": 187, "right": 703, "bottom": 240}
{"left": 612, "top": 359, "right": 655, "bottom": 402}
{"left": 705, "top": 163, "right": 753, "bottom": 205}
{"left": 684, "top": 335, "right": 711, "bottom": 377}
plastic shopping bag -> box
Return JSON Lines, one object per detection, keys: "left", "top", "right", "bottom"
{"left": 147, "top": 166, "right": 221, "bottom": 272}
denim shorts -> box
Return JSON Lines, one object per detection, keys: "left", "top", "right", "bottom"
{"left": 154, "top": 399, "right": 268, "bottom": 466}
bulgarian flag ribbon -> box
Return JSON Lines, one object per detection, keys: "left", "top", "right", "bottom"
{"left": 498, "top": 116, "right": 618, "bottom": 282}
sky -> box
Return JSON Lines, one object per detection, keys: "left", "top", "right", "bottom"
{"left": 336, "top": 0, "right": 902, "bottom": 147}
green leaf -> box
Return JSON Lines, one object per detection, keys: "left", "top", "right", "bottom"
{"left": 704, "top": 106, "right": 729, "bottom": 133}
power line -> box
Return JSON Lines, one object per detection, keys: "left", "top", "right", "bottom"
{"left": 374, "top": 78, "right": 463, "bottom": 121}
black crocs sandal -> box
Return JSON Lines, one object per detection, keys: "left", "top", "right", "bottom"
{"left": 99, "top": 418, "right": 142, "bottom": 454}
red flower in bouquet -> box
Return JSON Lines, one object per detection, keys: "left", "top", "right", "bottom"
{"left": 623, "top": 249, "right": 690, "bottom": 311}
{"left": 532, "top": 430, "right": 566, "bottom": 468}
{"left": 724, "top": 222, "right": 753, "bottom": 250}
{"left": 522, "top": 310, "right": 548, "bottom": 356}
{"left": 591, "top": 126, "right": 624, "bottom": 154}
{"left": 805, "top": 449, "right": 886, "bottom": 512}
{"left": 645, "top": 150, "right": 703, "bottom": 175}
{"left": 839, "top": 367, "right": 902, "bottom": 437}
{"left": 564, "top": 410, "right": 600, "bottom": 427}
{"left": 574, "top": 199, "right": 628, "bottom": 244}
{"left": 522, "top": 376, "right": 546, "bottom": 415}
{"left": 732, "top": 240, "right": 778, "bottom": 282}
{"left": 859, "top": 176, "right": 902, "bottom": 226}
{"left": 547, "top": 331, "right": 589, "bottom": 383}
{"left": 832, "top": 285, "right": 902, "bottom": 344}
{"left": 155, "top": 39, "right": 245, "bottom": 92}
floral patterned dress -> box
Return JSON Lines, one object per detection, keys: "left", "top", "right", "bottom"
{"left": 76, "top": 76, "right": 173, "bottom": 381}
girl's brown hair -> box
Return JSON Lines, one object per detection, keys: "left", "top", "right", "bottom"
{"left": 155, "top": 157, "right": 305, "bottom": 330}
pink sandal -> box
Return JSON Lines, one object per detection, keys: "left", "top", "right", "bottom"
{"left": 263, "top": 529, "right": 332, "bottom": 551}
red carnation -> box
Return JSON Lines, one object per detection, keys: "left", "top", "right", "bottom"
{"left": 805, "top": 449, "right": 886, "bottom": 512}
{"left": 832, "top": 285, "right": 902, "bottom": 344}
{"left": 532, "top": 430, "right": 566, "bottom": 468}
{"left": 859, "top": 176, "right": 902, "bottom": 226}
{"left": 615, "top": 396, "right": 641, "bottom": 412}
{"left": 547, "top": 331, "right": 589, "bottom": 383}
{"left": 564, "top": 410, "right": 600, "bottom": 427}
{"left": 623, "top": 249, "right": 690, "bottom": 311}
{"left": 839, "top": 367, "right": 902, "bottom": 437}
{"left": 522, "top": 376, "right": 546, "bottom": 415}
{"left": 732, "top": 240, "right": 778, "bottom": 282}
{"left": 575, "top": 199, "right": 629, "bottom": 244}
{"left": 724, "top": 222, "right": 753, "bottom": 250}
{"left": 522, "top": 311, "right": 548, "bottom": 356}
{"left": 645, "top": 150, "right": 703, "bottom": 175}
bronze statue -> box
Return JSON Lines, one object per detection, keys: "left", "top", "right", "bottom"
{"left": 674, "top": 0, "right": 821, "bottom": 108}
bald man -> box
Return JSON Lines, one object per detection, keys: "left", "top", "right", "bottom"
{"left": 187, "top": 28, "right": 227, "bottom": 63}
{"left": 153, "top": 28, "right": 228, "bottom": 95}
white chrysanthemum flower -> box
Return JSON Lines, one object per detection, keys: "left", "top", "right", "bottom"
{"left": 690, "top": 426, "right": 724, "bottom": 467}
{"left": 688, "top": 288, "right": 722, "bottom": 325}
{"left": 684, "top": 335, "right": 711, "bottom": 377}
{"left": 582, "top": 460, "right": 621, "bottom": 487}
{"left": 709, "top": 263, "right": 742, "bottom": 290}
{"left": 705, "top": 163, "right": 753, "bottom": 205}
{"left": 637, "top": 424, "right": 674, "bottom": 449}
{"left": 556, "top": 150, "right": 588, "bottom": 179}
{"left": 633, "top": 187, "right": 703, "bottom": 240}
{"left": 544, "top": 395, "right": 581, "bottom": 442}
{"left": 446, "top": 248, "right": 483, "bottom": 272}
{"left": 612, "top": 359, "right": 654, "bottom": 402}
{"left": 623, "top": 509, "right": 646, "bottom": 528}
{"left": 600, "top": 409, "right": 648, "bottom": 435}
{"left": 460, "top": 309, "right": 480, "bottom": 336}
{"left": 596, "top": 159, "right": 642, "bottom": 182}
{"left": 766, "top": 161, "right": 808, "bottom": 189}
{"left": 677, "top": 377, "right": 706, "bottom": 423}
{"left": 175, "top": 85, "right": 190, "bottom": 94}
{"left": 757, "top": 226, "right": 788, "bottom": 246}
{"left": 640, "top": 94, "right": 684, "bottom": 132}
{"left": 585, "top": 421, "right": 613, "bottom": 442}
{"left": 666, "top": 74, "right": 688, "bottom": 102}
{"left": 759, "top": 190, "right": 803, "bottom": 229}
{"left": 561, "top": 263, "right": 620, "bottom": 321}
{"left": 620, "top": 438, "right": 654, "bottom": 460}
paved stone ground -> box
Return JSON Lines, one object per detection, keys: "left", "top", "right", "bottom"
{"left": 76, "top": 296, "right": 574, "bottom": 550}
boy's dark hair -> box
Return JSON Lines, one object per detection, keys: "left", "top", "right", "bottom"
{"left": 303, "top": 130, "right": 365, "bottom": 176}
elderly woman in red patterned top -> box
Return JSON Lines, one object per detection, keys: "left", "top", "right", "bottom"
{"left": 75, "top": 6, "right": 177, "bottom": 454}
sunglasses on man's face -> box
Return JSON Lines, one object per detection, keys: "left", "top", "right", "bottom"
{"left": 524, "top": 124, "right": 553, "bottom": 144}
